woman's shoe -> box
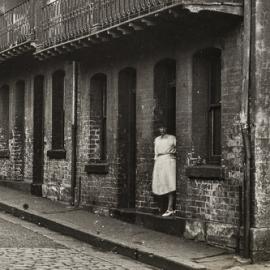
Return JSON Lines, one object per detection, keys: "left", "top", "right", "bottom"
{"left": 162, "top": 210, "right": 174, "bottom": 217}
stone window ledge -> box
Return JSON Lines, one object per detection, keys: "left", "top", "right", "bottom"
{"left": 85, "top": 162, "right": 109, "bottom": 174}
{"left": 47, "top": 149, "right": 66, "bottom": 159}
{"left": 185, "top": 165, "right": 225, "bottom": 180}
{"left": 0, "top": 149, "right": 9, "bottom": 159}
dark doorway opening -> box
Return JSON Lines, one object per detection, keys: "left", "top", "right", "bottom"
{"left": 32, "top": 75, "right": 44, "bottom": 196}
{"left": 154, "top": 59, "right": 176, "bottom": 137}
{"left": 118, "top": 67, "right": 136, "bottom": 208}
{"left": 153, "top": 59, "right": 176, "bottom": 213}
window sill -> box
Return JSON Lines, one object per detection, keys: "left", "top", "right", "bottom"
{"left": 85, "top": 162, "right": 109, "bottom": 174}
{"left": 47, "top": 149, "right": 66, "bottom": 159}
{"left": 185, "top": 165, "right": 225, "bottom": 180}
{"left": 0, "top": 150, "right": 9, "bottom": 159}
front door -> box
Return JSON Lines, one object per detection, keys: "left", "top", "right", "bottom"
{"left": 118, "top": 68, "right": 136, "bottom": 208}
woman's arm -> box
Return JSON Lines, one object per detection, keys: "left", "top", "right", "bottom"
{"left": 171, "top": 136, "right": 177, "bottom": 154}
{"left": 154, "top": 138, "right": 158, "bottom": 160}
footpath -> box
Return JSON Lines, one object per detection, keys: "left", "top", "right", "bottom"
{"left": 0, "top": 185, "right": 264, "bottom": 270}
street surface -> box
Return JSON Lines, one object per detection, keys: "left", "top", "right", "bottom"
{"left": 1, "top": 210, "right": 270, "bottom": 270}
{"left": 0, "top": 211, "right": 157, "bottom": 270}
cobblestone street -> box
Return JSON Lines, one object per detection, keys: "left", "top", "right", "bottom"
{"left": 0, "top": 212, "right": 157, "bottom": 270}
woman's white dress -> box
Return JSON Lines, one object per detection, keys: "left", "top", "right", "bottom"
{"left": 152, "top": 134, "right": 176, "bottom": 195}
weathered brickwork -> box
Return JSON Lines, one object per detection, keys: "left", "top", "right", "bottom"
{"left": 172, "top": 25, "right": 243, "bottom": 248}
{"left": 0, "top": 5, "right": 261, "bottom": 253}
{"left": 77, "top": 58, "right": 119, "bottom": 208}
{"left": 42, "top": 61, "right": 74, "bottom": 202}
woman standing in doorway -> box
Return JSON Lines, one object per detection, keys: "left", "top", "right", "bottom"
{"left": 152, "top": 126, "right": 176, "bottom": 217}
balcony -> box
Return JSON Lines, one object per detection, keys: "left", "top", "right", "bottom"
{"left": 0, "top": 0, "right": 34, "bottom": 63}
{"left": 35, "top": 0, "right": 243, "bottom": 59}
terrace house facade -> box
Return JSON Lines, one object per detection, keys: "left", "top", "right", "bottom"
{"left": 0, "top": 0, "right": 270, "bottom": 261}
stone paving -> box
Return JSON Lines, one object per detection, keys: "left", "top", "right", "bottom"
{"left": 0, "top": 212, "right": 157, "bottom": 270}
{"left": 0, "top": 248, "right": 131, "bottom": 270}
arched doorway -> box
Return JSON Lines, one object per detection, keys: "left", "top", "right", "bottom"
{"left": 153, "top": 59, "right": 176, "bottom": 212}
{"left": 118, "top": 67, "right": 137, "bottom": 208}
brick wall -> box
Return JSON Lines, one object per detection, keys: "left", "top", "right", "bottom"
{"left": 73, "top": 22, "right": 244, "bottom": 247}
{"left": 77, "top": 58, "right": 119, "bottom": 209}
{"left": 42, "top": 61, "right": 73, "bottom": 202}
{"left": 0, "top": 13, "right": 245, "bottom": 250}
{"left": 0, "top": 65, "right": 34, "bottom": 182}
{"left": 178, "top": 25, "right": 244, "bottom": 248}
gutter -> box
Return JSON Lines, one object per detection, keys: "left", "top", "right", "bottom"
{"left": 240, "top": 0, "right": 252, "bottom": 259}
{"left": 71, "top": 61, "right": 78, "bottom": 206}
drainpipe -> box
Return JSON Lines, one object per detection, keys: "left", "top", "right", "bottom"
{"left": 240, "top": 0, "right": 252, "bottom": 259}
{"left": 71, "top": 61, "right": 78, "bottom": 206}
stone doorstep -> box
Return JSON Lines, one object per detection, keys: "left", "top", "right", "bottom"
{"left": 0, "top": 179, "right": 31, "bottom": 193}
{"left": 0, "top": 180, "right": 43, "bottom": 196}
{"left": 250, "top": 228, "right": 270, "bottom": 262}
{"left": 110, "top": 208, "right": 186, "bottom": 237}
{"left": 0, "top": 201, "right": 207, "bottom": 270}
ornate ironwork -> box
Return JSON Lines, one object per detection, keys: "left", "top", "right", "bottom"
{"left": 38, "top": 0, "right": 182, "bottom": 47}
{"left": 0, "top": 0, "right": 243, "bottom": 52}
{"left": 0, "top": 0, "right": 33, "bottom": 51}
{"left": 38, "top": 0, "right": 242, "bottom": 49}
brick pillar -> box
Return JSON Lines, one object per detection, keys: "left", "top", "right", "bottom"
{"left": 250, "top": 0, "right": 270, "bottom": 261}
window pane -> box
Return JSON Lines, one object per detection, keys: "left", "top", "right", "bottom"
{"left": 210, "top": 58, "right": 221, "bottom": 104}
{"left": 52, "top": 70, "right": 65, "bottom": 149}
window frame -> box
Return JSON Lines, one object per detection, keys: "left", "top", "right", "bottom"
{"left": 51, "top": 69, "right": 65, "bottom": 151}
{"left": 89, "top": 73, "right": 107, "bottom": 163}
{"left": 207, "top": 50, "right": 222, "bottom": 164}
{"left": 192, "top": 48, "right": 222, "bottom": 166}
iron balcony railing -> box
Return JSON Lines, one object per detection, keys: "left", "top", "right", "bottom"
{"left": 38, "top": 0, "right": 243, "bottom": 49}
{"left": 0, "top": 0, "right": 34, "bottom": 52}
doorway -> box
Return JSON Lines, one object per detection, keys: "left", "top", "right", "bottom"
{"left": 32, "top": 75, "right": 44, "bottom": 196}
{"left": 118, "top": 67, "right": 137, "bottom": 208}
{"left": 153, "top": 59, "right": 176, "bottom": 212}
{"left": 154, "top": 59, "right": 176, "bottom": 136}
